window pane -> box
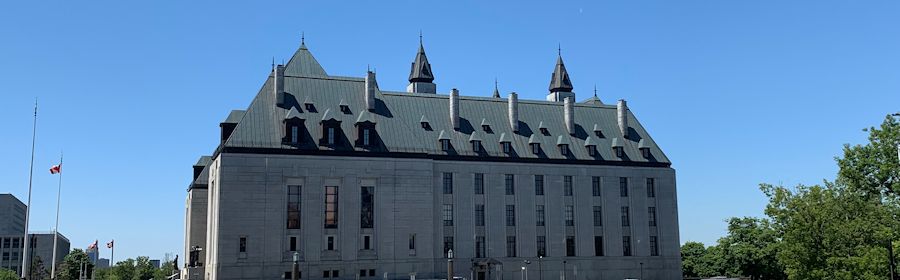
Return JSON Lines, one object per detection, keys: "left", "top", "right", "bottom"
{"left": 474, "top": 173, "right": 484, "bottom": 194}
{"left": 443, "top": 173, "right": 453, "bottom": 194}
{"left": 287, "top": 185, "right": 301, "bottom": 229}
{"left": 443, "top": 204, "right": 454, "bottom": 226}
{"left": 564, "top": 176, "right": 573, "bottom": 196}
{"left": 360, "top": 186, "right": 374, "bottom": 228}
{"left": 535, "top": 205, "right": 545, "bottom": 226}
{"left": 506, "top": 205, "right": 516, "bottom": 226}
{"left": 534, "top": 175, "right": 544, "bottom": 195}
{"left": 619, "top": 177, "right": 628, "bottom": 197}
{"left": 325, "top": 186, "right": 339, "bottom": 228}
{"left": 565, "top": 205, "right": 575, "bottom": 226}
{"left": 592, "top": 177, "right": 601, "bottom": 197}
{"left": 505, "top": 174, "right": 515, "bottom": 195}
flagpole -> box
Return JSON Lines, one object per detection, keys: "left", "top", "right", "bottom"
{"left": 51, "top": 152, "right": 63, "bottom": 280}
{"left": 110, "top": 240, "right": 114, "bottom": 268}
{"left": 21, "top": 100, "right": 37, "bottom": 280}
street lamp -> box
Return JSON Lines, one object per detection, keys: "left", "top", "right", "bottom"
{"left": 292, "top": 252, "right": 299, "bottom": 280}
{"left": 447, "top": 249, "right": 454, "bottom": 280}
{"left": 562, "top": 261, "right": 567, "bottom": 280}
{"left": 639, "top": 262, "right": 643, "bottom": 280}
{"left": 538, "top": 256, "right": 543, "bottom": 280}
{"left": 521, "top": 266, "right": 527, "bottom": 280}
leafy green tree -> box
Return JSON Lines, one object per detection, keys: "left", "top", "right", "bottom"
{"left": 56, "top": 249, "right": 93, "bottom": 280}
{"left": 29, "top": 255, "right": 49, "bottom": 280}
{"left": 681, "top": 241, "right": 708, "bottom": 278}
{"left": 717, "top": 217, "right": 785, "bottom": 280}
{"left": 836, "top": 115, "right": 900, "bottom": 198}
{"left": 0, "top": 268, "right": 18, "bottom": 280}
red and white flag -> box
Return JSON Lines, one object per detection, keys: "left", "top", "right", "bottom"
{"left": 107, "top": 240, "right": 114, "bottom": 249}
{"left": 49, "top": 164, "right": 61, "bottom": 174}
{"left": 88, "top": 240, "right": 98, "bottom": 250}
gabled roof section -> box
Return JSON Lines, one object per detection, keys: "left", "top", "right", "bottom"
{"left": 321, "top": 108, "right": 341, "bottom": 122}
{"left": 438, "top": 130, "right": 451, "bottom": 141}
{"left": 498, "top": 133, "right": 511, "bottom": 143}
{"left": 408, "top": 40, "right": 434, "bottom": 83}
{"left": 420, "top": 115, "right": 430, "bottom": 123}
{"left": 638, "top": 139, "right": 651, "bottom": 149}
{"left": 284, "top": 41, "right": 327, "bottom": 77}
{"left": 582, "top": 94, "right": 603, "bottom": 105}
{"left": 285, "top": 107, "right": 303, "bottom": 120}
{"left": 469, "top": 132, "right": 482, "bottom": 142}
{"left": 611, "top": 137, "right": 624, "bottom": 148}
{"left": 584, "top": 136, "right": 597, "bottom": 147}
{"left": 556, "top": 135, "right": 573, "bottom": 146}
{"left": 355, "top": 110, "right": 376, "bottom": 124}
{"left": 549, "top": 55, "right": 574, "bottom": 92}
{"left": 528, "top": 134, "right": 541, "bottom": 144}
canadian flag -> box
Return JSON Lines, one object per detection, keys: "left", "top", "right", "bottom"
{"left": 49, "top": 164, "right": 61, "bottom": 174}
{"left": 107, "top": 240, "right": 114, "bottom": 249}
{"left": 88, "top": 240, "right": 98, "bottom": 250}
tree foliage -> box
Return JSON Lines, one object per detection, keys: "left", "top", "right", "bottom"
{"left": 684, "top": 115, "right": 900, "bottom": 279}
{"left": 56, "top": 249, "right": 93, "bottom": 280}
{"left": 93, "top": 256, "right": 178, "bottom": 280}
{"left": 0, "top": 268, "right": 18, "bottom": 280}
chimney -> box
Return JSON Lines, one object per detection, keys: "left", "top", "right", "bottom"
{"left": 450, "top": 88, "right": 460, "bottom": 130}
{"left": 365, "top": 71, "right": 376, "bottom": 111}
{"left": 508, "top": 92, "right": 519, "bottom": 132}
{"left": 564, "top": 97, "right": 574, "bottom": 135}
{"left": 617, "top": 99, "right": 628, "bottom": 137}
{"left": 274, "top": 64, "right": 286, "bottom": 106}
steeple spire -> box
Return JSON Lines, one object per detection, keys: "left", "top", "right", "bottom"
{"left": 492, "top": 78, "right": 500, "bottom": 98}
{"left": 549, "top": 53, "right": 574, "bottom": 92}
{"left": 299, "top": 32, "right": 307, "bottom": 50}
{"left": 408, "top": 34, "right": 434, "bottom": 83}
{"left": 406, "top": 33, "right": 437, "bottom": 94}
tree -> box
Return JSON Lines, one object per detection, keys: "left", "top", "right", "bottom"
{"left": 30, "top": 255, "right": 49, "bottom": 280}
{"left": 717, "top": 217, "right": 784, "bottom": 280}
{"left": 681, "top": 241, "right": 708, "bottom": 278}
{"left": 0, "top": 268, "right": 18, "bottom": 280}
{"left": 56, "top": 249, "right": 93, "bottom": 280}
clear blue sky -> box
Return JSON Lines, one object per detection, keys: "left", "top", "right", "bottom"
{"left": 1, "top": 1, "right": 898, "bottom": 261}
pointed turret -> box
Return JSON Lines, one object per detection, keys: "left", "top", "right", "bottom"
{"left": 546, "top": 50, "right": 575, "bottom": 102}
{"left": 284, "top": 35, "right": 327, "bottom": 77}
{"left": 492, "top": 79, "right": 501, "bottom": 98}
{"left": 407, "top": 35, "right": 437, "bottom": 94}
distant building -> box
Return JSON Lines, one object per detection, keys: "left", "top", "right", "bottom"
{"left": 86, "top": 247, "right": 99, "bottom": 265}
{"left": 0, "top": 194, "right": 71, "bottom": 275}
{"left": 96, "top": 258, "right": 110, "bottom": 269}
{"left": 150, "top": 259, "right": 161, "bottom": 269}
{"left": 184, "top": 38, "right": 681, "bottom": 280}
{"left": 0, "top": 194, "right": 26, "bottom": 235}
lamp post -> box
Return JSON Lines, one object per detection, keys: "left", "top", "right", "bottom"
{"left": 521, "top": 266, "right": 527, "bottom": 280}
{"left": 292, "top": 252, "right": 299, "bottom": 280}
{"left": 447, "top": 249, "right": 454, "bottom": 280}
{"left": 538, "top": 256, "right": 543, "bottom": 280}
{"left": 639, "top": 262, "right": 643, "bottom": 280}
{"left": 562, "top": 261, "right": 567, "bottom": 280}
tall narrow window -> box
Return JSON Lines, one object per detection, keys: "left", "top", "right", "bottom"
{"left": 536, "top": 236, "right": 546, "bottom": 257}
{"left": 472, "top": 140, "right": 481, "bottom": 152}
{"left": 363, "top": 235, "right": 371, "bottom": 250}
{"left": 505, "top": 174, "right": 515, "bottom": 195}
{"left": 534, "top": 175, "right": 544, "bottom": 195}
{"left": 564, "top": 176, "right": 573, "bottom": 196}
{"left": 475, "top": 236, "right": 486, "bottom": 258}
{"left": 592, "top": 177, "right": 601, "bottom": 197}
{"left": 327, "top": 127, "right": 336, "bottom": 145}
{"left": 593, "top": 206, "right": 603, "bottom": 226}
{"left": 362, "top": 128, "right": 371, "bottom": 146}
{"left": 239, "top": 237, "right": 247, "bottom": 253}
{"left": 360, "top": 186, "right": 374, "bottom": 228}
{"left": 475, "top": 204, "right": 485, "bottom": 226}
{"left": 324, "top": 186, "right": 339, "bottom": 228}
{"left": 647, "top": 178, "right": 656, "bottom": 198}
{"left": 474, "top": 173, "right": 484, "bottom": 194}
{"left": 409, "top": 234, "right": 416, "bottom": 250}
{"left": 291, "top": 126, "right": 299, "bottom": 144}
{"left": 443, "top": 172, "right": 453, "bottom": 194}
{"left": 648, "top": 207, "right": 657, "bottom": 227}
{"left": 565, "top": 205, "right": 575, "bottom": 226}
{"left": 559, "top": 144, "right": 569, "bottom": 156}
{"left": 619, "top": 177, "right": 629, "bottom": 197}
{"left": 443, "top": 236, "right": 454, "bottom": 255}
{"left": 565, "top": 236, "right": 576, "bottom": 256}
{"left": 290, "top": 237, "right": 297, "bottom": 252}
{"left": 531, "top": 143, "right": 540, "bottom": 154}
{"left": 442, "top": 204, "right": 454, "bottom": 226}
{"left": 535, "top": 205, "right": 545, "bottom": 226}
{"left": 587, "top": 145, "right": 596, "bottom": 156}
{"left": 623, "top": 236, "right": 632, "bottom": 256}
{"left": 441, "top": 139, "right": 450, "bottom": 151}
{"left": 501, "top": 142, "right": 511, "bottom": 153}
{"left": 506, "top": 236, "right": 517, "bottom": 257}
{"left": 287, "top": 185, "right": 301, "bottom": 229}
{"left": 506, "top": 205, "right": 516, "bottom": 226}
{"left": 594, "top": 236, "right": 604, "bottom": 256}
{"left": 650, "top": 236, "right": 659, "bottom": 256}
{"left": 327, "top": 236, "right": 335, "bottom": 250}
{"left": 621, "top": 206, "right": 630, "bottom": 227}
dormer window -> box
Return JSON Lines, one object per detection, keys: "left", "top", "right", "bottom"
{"left": 441, "top": 140, "right": 450, "bottom": 151}
{"left": 531, "top": 143, "right": 540, "bottom": 154}
{"left": 340, "top": 105, "right": 350, "bottom": 114}
{"left": 501, "top": 142, "right": 511, "bottom": 153}
{"left": 472, "top": 141, "right": 481, "bottom": 152}
{"left": 420, "top": 115, "right": 431, "bottom": 130}
{"left": 595, "top": 130, "right": 604, "bottom": 138}
{"left": 363, "top": 128, "right": 371, "bottom": 146}
{"left": 559, "top": 144, "right": 570, "bottom": 156}
{"left": 422, "top": 122, "right": 429, "bottom": 129}
{"left": 614, "top": 147, "right": 624, "bottom": 157}
{"left": 482, "top": 125, "right": 490, "bottom": 131}
{"left": 480, "top": 119, "right": 492, "bottom": 133}
{"left": 641, "top": 148, "right": 650, "bottom": 158}
{"left": 587, "top": 145, "right": 597, "bottom": 156}
{"left": 638, "top": 139, "right": 651, "bottom": 159}
{"left": 540, "top": 127, "right": 549, "bottom": 135}
{"left": 290, "top": 125, "right": 300, "bottom": 144}
{"left": 326, "top": 127, "right": 336, "bottom": 145}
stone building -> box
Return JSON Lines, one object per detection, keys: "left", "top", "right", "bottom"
{"left": 184, "top": 37, "right": 681, "bottom": 280}
{"left": 0, "top": 194, "right": 71, "bottom": 276}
